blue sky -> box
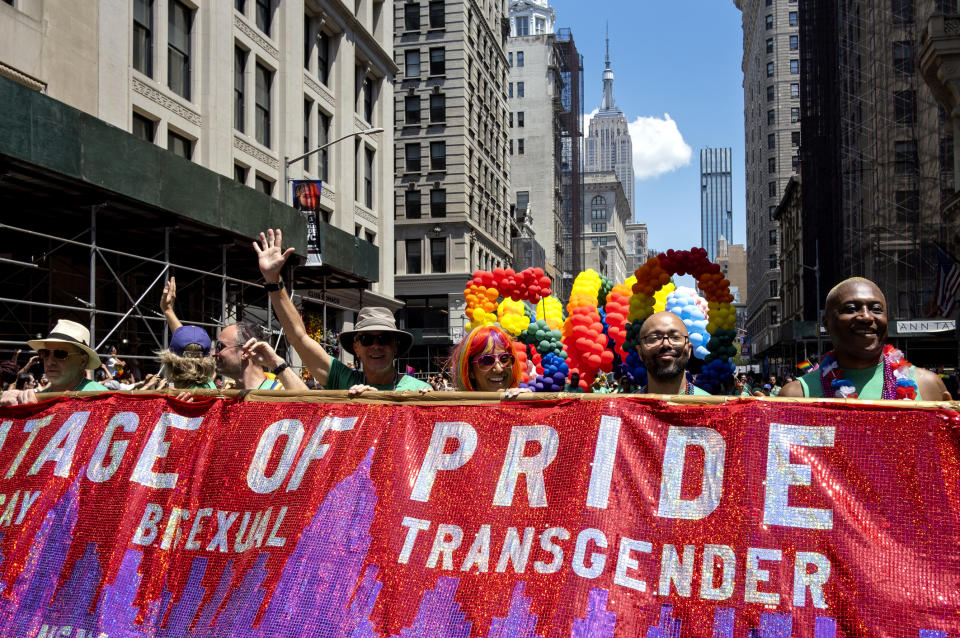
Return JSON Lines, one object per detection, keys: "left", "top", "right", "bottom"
{"left": 549, "top": 0, "right": 747, "bottom": 254}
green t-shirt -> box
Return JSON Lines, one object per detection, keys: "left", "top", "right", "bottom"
{"left": 190, "top": 380, "right": 217, "bottom": 389}
{"left": 325, "top": 358, "right": 431, "bottom": 391}
{"left": 797, "top": 364, "right": 923, "bottom": 400}
{"left": 691, "top": 384, "right": 712, "bottom": 396}
{"left": 41, "top": 378, "right": 109, "bottom": 393}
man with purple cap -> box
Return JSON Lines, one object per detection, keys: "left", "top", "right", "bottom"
{"left": 0, "top": 319, "right": 108, "bottom": 406}
{"left": 253, "top": 229, "right": 430, "bottom": 393}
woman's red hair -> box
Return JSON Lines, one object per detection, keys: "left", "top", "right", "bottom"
{"left": 448, "top": 324, "right": 522, "bottom": 391}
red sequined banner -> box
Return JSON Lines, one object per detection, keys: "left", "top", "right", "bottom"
{"left": 0, "top": 394, "right": 957, "bottom": 637}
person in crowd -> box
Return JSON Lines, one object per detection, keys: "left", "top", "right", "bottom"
{"left": 0, "top": 319, "right": 108, "bottom": 406}
{"left": 761, "top": 383, "right": 772, "bottom": 396}
{"left": 780, "top": 277, "right": 950, "bottom": 399}
{"left": 15, "top": 373, "right": 36, "bottom": 391}
{"left": 214, "top": 322, "right": 305, "bottom": 391}
{"left": 160, "top": 325, "right": 217, "bottom": 389}
{"left": 253, "top": 228, "right": 430, "bottom": 394}
{"left": 447, "top": 324, "right": 530, "bottom": 397}
{"left": 635, "top": 311, "right": 711, "bottom": 395}
{"left": 103, "top": 344, "right": 125, "bottom": 378}
{"left": 768, "top": 375, "right": 781, "bottom": 396}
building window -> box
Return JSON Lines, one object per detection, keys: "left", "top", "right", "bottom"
{"left": 894, "top": 140, "right": 918, "bottom": 175}
{"left": 770, "top": 280, "right": 779, "bottom": 297}
{"left": 303, "top": 100, "right": 312, "bottom": 171}
{"left": 768, "top": 133, "right": 776, "bottom": 150}
{"left": 788, "top": 11, "right": 798, "bottom": 26}
{"left": 892, "top": 0, "right": 913, "bottom": 24}
{"left": 431, "top": 188, "right": 446, "bottom": 217}
{"left": 364, "top": 147, "right": 374, "bottom": 208}
{"left": 535, "top": 16, "right": 545, "bottom": 34}
{"left": 789, "top": 34, "right": 799, "bottom": 50}
{"left": 765, "top": 14, "right": 773, "bottom": 29}
{"left": 790, "top": 107, "right": 800, "bottom": 123}
{"left": 132, "top": 112, "right": 155, "bottom": 142}
{"left": 768, "top": 157, "right": 776, "bottom": 173}
{"left": 893, "top": 41, "right": 914, "bottom": 75}
{"left": 405, "top": 50, "right": 420, "bottom": 77}
{"left": 405, "top": 143, "right": 422, "bottom": 172}
{"left": 255, "top": 62, "right": 272, "bottom": 147}
{"left": 255, "top": 175, "right": 273, "bottom": 195}
{"left": 894, "top": 90, "right": 916, "bottom": 125}
{"left": 406, "top": 239, "right": 422, "bottom": 274}
{"left": 317, "top": 31, "right": 331, "bottom": 84}
{"left": 766, "top": 37, "right": 774, "bottom": 54}
{"left": 792, "top": 154, "right": 799, "bottom": 170}
{"left": 431, "top": 238, "right": 446, "bottom": 273}
{"left": 767, "top": 62, "right": 774, "bottom": 77}
{"left": 362, "top": 76, "right": 374, "bottom": 123}
{"left": 592, "top": 222, "right": 607, "bottom": 232}
{"left": 509, "top": 139, "right": 513, "bottom": 154}
{"left": 770, "top": 307, "right": 779, "bottom": 325}
{"left": 405, "top": 95, "right": 420, "bottom": 124}
{"left": 765, "top": 0, "right": 772, "bottom": 5}
{"left": 769, "top": 229, "right": 777, "bottom": 245}
{"left": 792, "top": 130, "right": 801, "bottom": 146}
{"left": 133, "top": 0, "right": 154, "bottom": 77}
{"left": 517, "top": 191, "right": 529, "bottom": 214}
{"left": 430, "top": 141, "right": 446, "bottom": 170}
{"left": 508, "top": 53, "right": 513, "bottom": 67}
{"left": 234, "top": 47, "right": 247, "bottom": 132}
{"left": 517, "top": 51, "right": 525, "bottom": 67}
{"left": 517, "top": 138, "right": 525, "bottom": 155}
{"left": 591, "top": 207, "right": 606, "bottom": 219}
{"left": 790, "top": 83, "right": 799, "bottom": 98}
{"left": 768, "top": 181, "right": 777, "bottom": 197}
{"left": 769, "top": 253, "right": 777, "bottom": 269}
{"left": 168, "top": 0, "right": 193, "bottom": 100}
{"left": 790, "top": 59, "right": 799, "bottom": 74}
{"left": 517, "top": 82, "right": 524, "bottom": 97}
{"left": 167, "top": 130, "right": 192, "bottom": 159}
{"left": 404, "top": 2, "right": 420, "bottom": 30}
{"left": 256, "top": 0, "right": 273, "bottom": 36}
{"left": 405, "top": 190, "right": 421, "bottom": 218}
{"left": 508, "top": 83, "right": 513, "bottom": 98}
{"left": 768, "top": 109, "right": 776, "bottom": 125}
{"left": 236, "top": 0, "right": 245, "bottom": 13}
{"left": 430, "top": 93, "right": 446, "bottom": 122}
{"left": 517, "top": 111, "right": 525, "bottom": 127}
{"left": 318, "top": 111, "right": 330, "bottom": 181}
{"left": 429, "top": 47, "right": 445, "bottom": 75}
{"left": 767, "top": 85, "right": 775, "bottom": 102}
{"left": 515, "top": 15, "right": 529, "bottom": 36}
{"left": 234, "top": 163, "right": 248, "bottom": 183}
{"left": 769, "top": 206, "right": 777, "bottom": 221}
{"left": 429, "top": 0, "right": 444, "bottom": 28}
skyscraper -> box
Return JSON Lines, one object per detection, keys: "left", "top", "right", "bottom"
{"left": 699, "top": 147, "right": 734, "bottom": 262}
{"left": 583, "top": 35, "right": 634, "bottom": 218}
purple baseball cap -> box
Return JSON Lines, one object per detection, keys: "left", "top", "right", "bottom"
{"left": 170, "top": 326, "right": 211, "bottom": 357}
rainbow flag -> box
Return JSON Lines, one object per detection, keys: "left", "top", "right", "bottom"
{"left": 797, "top": 359, "right": 814, "bottom": 372}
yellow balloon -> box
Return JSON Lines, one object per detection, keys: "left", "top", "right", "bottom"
{"left": 652, "top": 281, "right": 675, "bottom": 313}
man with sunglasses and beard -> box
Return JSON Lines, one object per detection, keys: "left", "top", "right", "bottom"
{"left": 0, "top": 319, "right": 108, "bottom": 406}
{"left": 635, "top": 311, "right": 711, "bottom": 396}
{"left": 253, "top": 229, "right": 430, "bottom": 394}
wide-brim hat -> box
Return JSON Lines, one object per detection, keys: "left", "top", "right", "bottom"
{"left": 27, "top": 319, "right": 101, "bottom": 369}
{"left": 338, "top": 307, "right": 413, "bottom": 357}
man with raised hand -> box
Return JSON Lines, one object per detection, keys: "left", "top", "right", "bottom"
{"left": 253, "top": 229, "right": 430, "bottom": 394}
{"left": 213, "top": 323, "right": 306, "bottom": 391}
{"left": 0, "top": 319, "right": 108, "bottom": 406}
{"left": 780, "top": 277, "right": 950, "bottom": 400}
{"left": 635, "top": 311, "right": 711, "bottom": 396}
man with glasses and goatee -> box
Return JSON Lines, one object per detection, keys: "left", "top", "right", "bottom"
{"left": 253, "top": 229, "right": 430, "bottom": 394}
{"left": 634, "top": 311, "right": 711, "bottom": 396}
{"left": 0, "top": 319, "right": 108, "bottom": 406}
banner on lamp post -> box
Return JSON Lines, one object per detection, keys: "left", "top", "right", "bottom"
{"left": 292, "top": 179, "right": 323, "bottom": 267}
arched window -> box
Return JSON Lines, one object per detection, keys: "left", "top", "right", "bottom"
{"left": 591, "top": 195, "right": 606, "bottom": 206}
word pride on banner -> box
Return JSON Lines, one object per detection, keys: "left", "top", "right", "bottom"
{"left": 0, "top": 394, "right": 956, "bottom": 637}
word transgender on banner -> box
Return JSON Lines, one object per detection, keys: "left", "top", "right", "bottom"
{"left": 0, "top": 395, "right": 957, "bottom": 638}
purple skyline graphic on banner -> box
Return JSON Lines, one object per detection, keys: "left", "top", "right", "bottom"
{"left": 0, "top": 450, "right": 945, "bottom": 637}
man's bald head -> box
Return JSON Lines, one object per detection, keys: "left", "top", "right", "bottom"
{"left": 824, "top": 277, "right": 884, "bottom": 314}
{"left": 637, "top": 311, "right": 692, "bottom": 382}
{"left": 822, "top": 276, "right": 888, "bottom": 368}
{"left": 639, "top": 311, "right": 689, "bottom": 339}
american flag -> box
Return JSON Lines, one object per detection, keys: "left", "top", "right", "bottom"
{"left": 935, "top": 245, "right": 960, "bottom": 317}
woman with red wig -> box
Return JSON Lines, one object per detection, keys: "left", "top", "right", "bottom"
{"left": 448, "top": 324, "right": 531, "bottom": 396}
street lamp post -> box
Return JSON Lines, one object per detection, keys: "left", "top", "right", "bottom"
{"left": 798, "top": 239, "right": 822, "bottom": 358}
{"left": 282, "top": 127, "right": 384, "bottom": 204}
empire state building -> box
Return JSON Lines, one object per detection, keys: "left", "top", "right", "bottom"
{"left": 583, "top": 37, "right": 634, "bottom": 218}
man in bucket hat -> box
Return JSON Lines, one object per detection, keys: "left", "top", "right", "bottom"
{"left": 0, "top": 319, "right": 108, "bottom": 406}
{"left": 253, "top": 229, "right": 430, "bottom": 393}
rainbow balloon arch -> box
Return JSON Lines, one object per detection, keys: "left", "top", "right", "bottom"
{"left": 462, "top": 248, "right": 738, "bottom": 394}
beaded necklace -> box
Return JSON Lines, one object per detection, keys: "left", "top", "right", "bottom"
{"left": 819, "top": 344, "right": 918, "bottom": 400}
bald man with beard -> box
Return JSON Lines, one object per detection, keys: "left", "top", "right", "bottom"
{"left": 635, "top": 311, "right": 711, "bottom": 395}
{"left": 780, "top": 277, "right": 950, "bottom": 400}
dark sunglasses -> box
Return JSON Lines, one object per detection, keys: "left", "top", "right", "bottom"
{"left": 214, "top": 340, "right": 240, "bottom": 353}
{"left": 471, "top": 352, "right": 515, "bottom": 370}
{"left": 355, "top": 333, "right": 396, "bottom": 347}
{"left": 38, "top": 348, "right": 76, "bottom": 360}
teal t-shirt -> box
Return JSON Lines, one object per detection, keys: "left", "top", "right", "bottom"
{"left": 797, "top": 365, "right": 923, "bottom": 400}
{"left": 41, "top": 378, "right": 109, "bottom": 393}
{"left": 190, "top": 380, "right": 217, "bottom": 389}
{"left": 325, "top": 358, "right": 431, "bottom": 391}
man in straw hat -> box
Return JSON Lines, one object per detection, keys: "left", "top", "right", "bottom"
{"left": 253, "top": 229, "right": 430, "bottom": 394}
{"left": 0, "top": 319, "right": 108, "bottom": 406}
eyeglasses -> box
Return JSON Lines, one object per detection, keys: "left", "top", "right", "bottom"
{"left": 355, "top": 333, "right": 396, "bottom": 347}
{"left": 214, "top": 340, "right": 240, "bottom": 353}
{"left": 640, "top": 333, "right": 689, "bottom": 347}
{"left": 38, "top": 348, "right": 77, "bottom": 360}
{"left": 471, "top": 352, "right": 515, "bottom": 370}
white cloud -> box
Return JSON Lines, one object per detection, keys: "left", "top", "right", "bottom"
{"left": 627, "top": 113, "right": 692, "bottom": 180}
{"left": 583, "top": 108, "right": 598, "bottom": 136}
